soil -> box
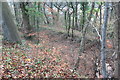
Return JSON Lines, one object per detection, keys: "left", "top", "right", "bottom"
{"left": 1, "top": 25, "right": 115, "bottom": 78}
{"left": 30, "top": 26, "right": 101, "bottom": 78}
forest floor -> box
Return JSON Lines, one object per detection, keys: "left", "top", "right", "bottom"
{"left": 39, "top": 26, "right": 101, "bottom": 77}
{"left": 1, "top": 25, "right": 115, "bottom": 79}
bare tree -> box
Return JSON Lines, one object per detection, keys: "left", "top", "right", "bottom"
{"left": 74, "top": 2, "right": 95, "bottom": 71}
{"left": 100, "top": 2, "right": 109, "bottom": 78}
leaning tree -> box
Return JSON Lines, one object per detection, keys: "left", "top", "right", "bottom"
{"left": 2, "top": 2, "right": 21, "bottom": 43}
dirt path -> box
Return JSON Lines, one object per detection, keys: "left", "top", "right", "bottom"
{"left": 33, "top": 28, "right": 100, "bottom": 78}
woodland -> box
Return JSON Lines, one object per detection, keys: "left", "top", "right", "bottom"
{"left": 0, "top": 1, "right": 120, "bottom": 79}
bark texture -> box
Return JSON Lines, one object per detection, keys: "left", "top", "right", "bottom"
{"left": 2, "top": 2, "right": 21, "bottom": 43}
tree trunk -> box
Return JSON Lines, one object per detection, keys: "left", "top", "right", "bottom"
{"left": 0, "top": 2, "right": 2, "bottom": 65}
{"left": 74, "top": 2, "right": 95, "bottom": 71}
{"left": 114, "top": 2, "right": 120, "bottom": 78}
{"left": 64, "top": 11, "right": 68, "bottom": 31}
{"left": 99, "top": 2, "right": 102, "bottom": 33}
{"left": 67, "top": 3, "right": 71, "bottom": 37}
{"left": 43, "top": 3, "right": 49, "bottom": 24}
{"left": 13, "top": 2, "right": 20, "bottom": 26}
{"left": 75, "top": 2, "right": 78, "bottom": 29}
{"left": 82, "top": 3, "right": 85, "bottom": 30}
{"left": 100, "top": 2, "right": 109, "bottom": 78}
{"left": 70, "top": 2, "right": 75, "bottom": 38}
{"left": 50, "top": 2, "right": 55, "bottom": 25}
{"left": 20, "top": 2, "right": 32, "bottom": 32}
{"left": 2, "top": 2, "right": 21, "bottom": 43}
